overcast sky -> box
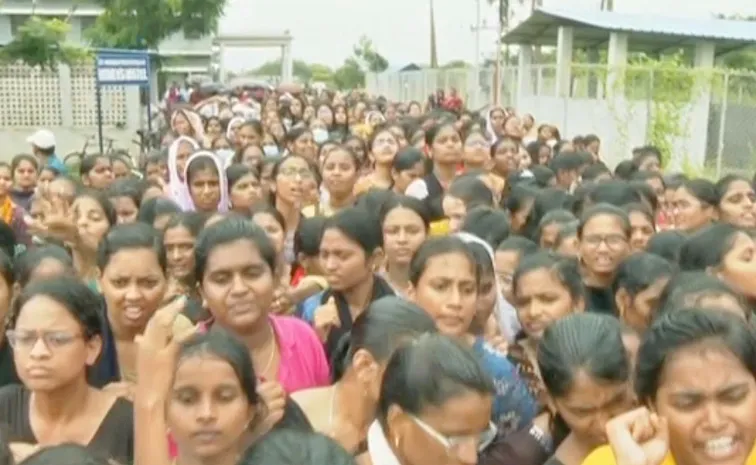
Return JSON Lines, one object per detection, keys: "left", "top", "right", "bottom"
{"left": 219, "top": 0, "right": 756, "bottom": 71}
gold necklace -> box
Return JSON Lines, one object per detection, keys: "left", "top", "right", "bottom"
{"left": 256, "top": 324, "right": 278, "bottom": 378}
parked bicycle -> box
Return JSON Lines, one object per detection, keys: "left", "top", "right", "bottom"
{"left": 131, "top": 129, "right": 163, "bottom": 168}
{"left": 63, "top": 134, "right": 119, "bottom": 178}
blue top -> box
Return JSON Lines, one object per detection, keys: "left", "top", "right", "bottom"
{"left": 298, "top": 290, "right": 325, "bottom": 322}
{"left": 47, "top": 155, "right": 67, "bottom": 174}
{"left": 472, "top": 337, "right": 538, "bottom": 436}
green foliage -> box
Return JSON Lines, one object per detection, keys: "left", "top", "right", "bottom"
{"left": 636, "top": 54, "right": 699, "bottom": 167}
{"left": 86, "top": 0, "right": 227, "bottom": 50}
{"left": 331, "top": 36, "right": 389, "bottom": 89}
{"left": 353, "top": 36, "right": 389, "bottom": 73}
{"left": 714, "top": 14, "right": 756, "bottom": 73}
{"left": 607, "top": 54, "right": 703, "bottom": 167}
{"left": 0, "top": 16, "right": 90, "bottom": 69}
{"left": 333, "top": 58, "right": 364, "bottom": 90}
{"left": 442, "top": 60, "right": 470, "bottom": 69}
{"left": 721, "top": 51, "right": 756, "bottom": 72}
{"left": 309, "top": 64, "right": 335, "bottom": 84}
{"left": 246, "top": 36, "right": 387, "bottom": 90}
{"left": 252, "top": 59, "right": 317, "bottom": 82}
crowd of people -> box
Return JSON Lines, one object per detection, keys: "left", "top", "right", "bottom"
{"left": 0, "top": 86, "right": 753, "bottom": 465}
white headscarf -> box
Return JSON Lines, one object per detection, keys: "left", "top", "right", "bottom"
{"left": 226, "top": 116, "right": 246, "bottom": 141}
{"left": 456, "top": 231, "right": 521, "bottom": 342}
{"left": 171, "top": 109, "right": 205, "bottom": 141}
{"left": 485, "top": 107, "right": 504, "bottom": 143}
{"left": 167, "top": 136, "right": 200, "bottom": 210}
{"left": 183, "top": 151, "right": 229, "bottom": 213}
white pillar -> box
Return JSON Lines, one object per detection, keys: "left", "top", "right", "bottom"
{"left": 606, "top": 32, "right": 628, "bottom": 97}
{"left": 694, "top": 41, "right": 715, "bottom": 68}
{"left": 556, "top": 26, "right": 573, "bottom": 97}
{"left": 517, "top": 44, "right": 533, "bottom": 99}
{"left": 125, "top": 87, "right": 141, "bottom": 132}
{"left": 281, "top": 43, "right": 293, "bottom": 82}
{"left": 684, "top": 40, "right": 715, "bottom": 168}
{"left": 218, "top": 43, "right": 227, "bottom": 83}
{"left": 58, "top": 64, "right": 73, "bottom": 127}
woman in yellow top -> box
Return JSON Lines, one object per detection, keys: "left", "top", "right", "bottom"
{"left": 582, "top": 308, "right": 756, "bottom": 465}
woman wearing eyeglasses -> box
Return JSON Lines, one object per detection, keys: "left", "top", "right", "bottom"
{"left": 0, "top": 276, "right": 133, "bottom": 464}
{"left": 364, "top": 334, "right": 497, "bottom": 465}
{"left": 577, "top": 205, "right": 632, "bottom": 316}
{"left": 270, "top": 155, "right": 318, "bottom": 266}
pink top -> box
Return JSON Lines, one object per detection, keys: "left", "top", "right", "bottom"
{"left": 269, "top": 315, "right": 331, "bottom": 393}
{"left": 168, "top": 315, "right": 329, "bottom": 458}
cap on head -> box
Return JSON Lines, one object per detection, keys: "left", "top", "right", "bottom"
{"left": 26, "top": 129, "right": 56, "bottom": 150}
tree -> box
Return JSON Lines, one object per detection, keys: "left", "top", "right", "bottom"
{"left": 240, "top": 37, "right": 386, "bottom": 90}
{"left": 86, "top": 0, "right": 228, "bottom": 50}
{"left": 309, "top": 63, "right": 335, "bottom": 84}
{"left": 715, "top": 14, "right": 756, "bottom": 72}
{"left": 442, "top": 60, "right": 470, "bottom": 69}
{"left": 333, "top": 58, "right": 365, "bottom": 90}
{"left": 248, "top": 59, "right": 335, "bottom": 84}
{"left": 0, "top": 16, "right": 89, "bottom": 69}
{"left": 251, "top": 59, "right": 315, "bottom": 82}
{"left": 353, "top": 36, "right": 389, "bottom": 73}
{"left": 330, "top": 36, "right": 389, "bottom": 90}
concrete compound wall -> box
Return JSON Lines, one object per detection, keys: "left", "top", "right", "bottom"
{"left": 0, "top": 127, "right": 138, "bottom": 161}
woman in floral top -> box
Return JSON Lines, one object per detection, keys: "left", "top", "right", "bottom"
{"left": 408, "top": 236, "right": 537, "bottom": 435}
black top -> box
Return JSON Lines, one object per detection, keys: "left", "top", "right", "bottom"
{"left": 321, "top": 275, "right": 395, "bottom": 363}
{"left": 0, "top": 385, "right": 134, "bottom": 464}
{"left": 585, "top": 285, "right": 618, "bottom": 317}
{"left": 422, "top": 173, "right": 446, "bottom": 221}
{"left": 277, "top": 400, "right": 313, "bottom": 431}
{"left": 0, "top": 341, "right": 18, "bottom": 388}
{"left": 89, "top": 298, "right": 122, "bottom": 388}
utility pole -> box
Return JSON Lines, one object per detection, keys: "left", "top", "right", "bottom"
{"left": 474, "top": 0, "right": 482, "bottom": 67}
{"left": 429, "top": 0, "right": 439, "bottom": 68}
{"left": 471, "top": 11, "right": 499, "bottom": 108}
{"left": 493, "top": 0, "right": 508, "bottom": 106}
{"left": 473, "top": 0, "right": 482, "bottom": 107}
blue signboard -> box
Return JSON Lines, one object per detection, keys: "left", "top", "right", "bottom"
{"left": 93, "top": 49, "right": 152, "bottom": 155}
{"left": 95, "top": 49, "right": 150, "bottom": 86}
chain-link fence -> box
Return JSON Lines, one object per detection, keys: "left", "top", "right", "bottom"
{"left": 365, "top": 67, "right": 517, "bottom": 111}
{"left": 367, "top": 65, "right": 756, "bottom": 176}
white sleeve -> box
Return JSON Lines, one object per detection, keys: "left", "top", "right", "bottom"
{"left": 405, "top": 179, "right": 429, "bottom": 200}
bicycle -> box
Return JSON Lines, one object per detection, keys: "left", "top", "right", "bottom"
{"left": 132, "top": 129, "right": 163, "bottom": 168}
{"left": 63, "top": 134, "right": 118, "bottom": 178}
{"left": 87, "top": 134, "right": 116, "bottom": 155}
{"left": 68, "top": 134, "right": 116, "bottom": 156}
